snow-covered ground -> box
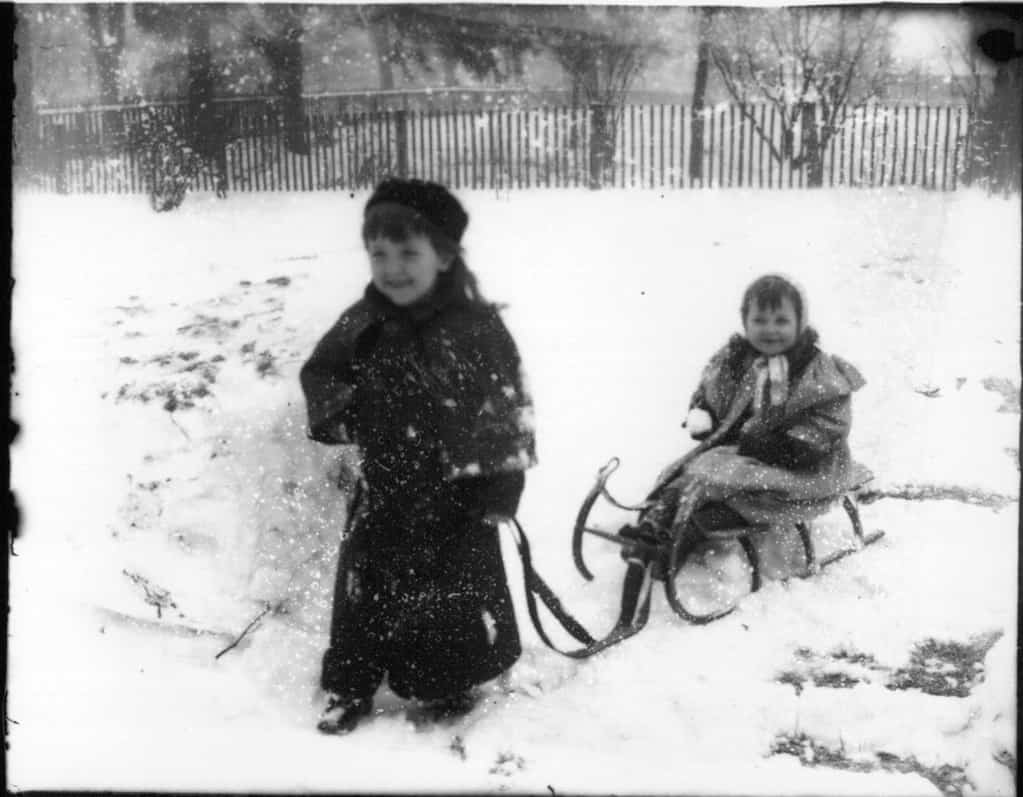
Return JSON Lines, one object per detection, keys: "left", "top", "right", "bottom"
{"left": 9, "top": 186, "right": 1019, "bottom": 795}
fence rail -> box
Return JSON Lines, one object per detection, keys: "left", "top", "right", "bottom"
{"left": 17, "top": 101, "right": 986, "bottom": 196}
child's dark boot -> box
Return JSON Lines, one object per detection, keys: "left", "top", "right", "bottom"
{"left": 317, "top": 694, "right": 373, "bottom": 735}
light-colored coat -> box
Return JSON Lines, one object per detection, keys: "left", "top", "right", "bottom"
{"left": 654, "top": 335, "right": 871, "bottom": 525}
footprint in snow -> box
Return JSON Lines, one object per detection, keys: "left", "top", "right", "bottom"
{"left": 489, "top": 752, "right": 526, "bottom": 777}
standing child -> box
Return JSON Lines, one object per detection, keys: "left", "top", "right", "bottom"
{"left": 300, "top": 179, "right": 536, "bottom": 734}
{"left": 647, "top": 273, "right": 870, "bottom": 535}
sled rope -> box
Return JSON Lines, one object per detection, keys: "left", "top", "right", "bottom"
{"left": 506, "top": 478, "right": 884, "bottom": 656}
{"left": 505, "top": 518, "right": 654, "bottom": 659}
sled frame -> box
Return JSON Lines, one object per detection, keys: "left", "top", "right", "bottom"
{"left": 572, "top": 458, "right": 885, "bottom": 625}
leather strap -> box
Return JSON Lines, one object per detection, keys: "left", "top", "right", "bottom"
{"left": 506, "top": 518, "right": 653, "bottom": 659}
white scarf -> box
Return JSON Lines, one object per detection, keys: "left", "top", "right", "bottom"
{"left": 752, "top": 355, "right": 789, "bottom": 415}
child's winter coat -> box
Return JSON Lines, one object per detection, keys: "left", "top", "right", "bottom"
{"left": 300, "top": 269, "right": 536, "bottom": 702}
{"left": 653, "top": 329, "right": 870, "bottom": 526}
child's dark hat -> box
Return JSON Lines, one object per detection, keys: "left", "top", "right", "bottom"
{"left": 365, "top": 179, "right": 469, "bottom": 243}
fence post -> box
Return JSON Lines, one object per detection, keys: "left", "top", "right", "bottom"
{"left": 394, "top": 109, "right": 409, "bottom": 177}
{"left": 588, "top": 103, "right": 608, "bottom": 189}
{"left": 54, "top": 123, "right": 68, "bottom": 194}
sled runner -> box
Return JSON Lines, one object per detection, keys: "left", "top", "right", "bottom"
{"left": 505, "top": 457, "right": 884, "bottom": 659}
{"left": 573, "top": 457, "right": 884, "bottom": 624}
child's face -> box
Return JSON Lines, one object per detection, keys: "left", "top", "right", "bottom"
{"left": 367, "top": 233, "right": 450, "bottom": 306}
{"left": 744, "top": 296, "right": 799, "bottom": 356}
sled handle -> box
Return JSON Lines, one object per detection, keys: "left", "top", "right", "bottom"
{"left": 572, "top": 458, "right": 621, "bottom": 581}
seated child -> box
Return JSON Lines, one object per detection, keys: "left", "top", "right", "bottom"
{"left": 648, "top": 273, "right": 870, "bottom": 534}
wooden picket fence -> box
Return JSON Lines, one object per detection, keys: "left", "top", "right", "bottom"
{"left": 612, "top": 103, "right": 970, "bottom": 190}
{"left": 19, "top": 101, "right": 978, "bottom": 195}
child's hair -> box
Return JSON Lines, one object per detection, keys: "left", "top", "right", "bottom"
{"left": 362, "top": 201, "right": 483, "bottom": 302}
{"left": 740, "top": 274, "right": 804, "bottom": 328}
{"left": 363, "top": 201, "right": 459, "bottom": 259}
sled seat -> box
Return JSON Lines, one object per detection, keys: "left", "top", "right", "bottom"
{"left": 690, "top": 502, "right": 768, "bottom": 540}
{"left": 690, "top": 476, "right": 875, "bottom": 544}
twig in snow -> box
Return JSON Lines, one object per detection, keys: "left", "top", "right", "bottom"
{"left": 214, "top": 602, "right": 276, "bottom": 660}
{"left": 122, "top": 569, "right": 178, "bottom": 618}
{"left": 858, "top": 483, "right": 1016, "bottom": 510}
{"left": 95, "top": 606, "right": 233, "bottom": 642}
{"left": 240, "top": 307, "right": 283, "bottom": 320}
{"left": 168, "top": 411, "right": 192, "bottom": 442}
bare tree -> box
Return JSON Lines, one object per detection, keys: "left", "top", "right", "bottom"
{"left": 357, "top": 6, "right": 396, "bottom": 91}
{"left": 937, "top": 7, "right": 1022, "bottom": 193}
{"left": 84, "top": 3, "right": 126, "bottom": 106}
{"left": 689, "top": 7, "right": 713, "bottom": 184}
{"left": 709, "top": 6, "right": 893, "bottom": 186}
{"left": 242, "top": 4, "right": 309, "bottom": 154}
{"left": 359, "top": 4, "right": 537, "bottom": 94}
{"left": 941, "top": 30, "right": 993, "bottom": 112}
{"left": 545, "top": 13, "right": 648, "bottom": 108}
{"left": 84, "top": 3, "right": 128, "bottom": 147}
{"left": 133, "top": 5, "right": 225, "bottom": 135}
{"left": 537, "top": 6, "right": 665, "bottom": 186}
{"left": 971, "top": 19, "right": 1023, "bottom": 193}
{"left": 133, "top": 4, "right": 230, "bottom": 197}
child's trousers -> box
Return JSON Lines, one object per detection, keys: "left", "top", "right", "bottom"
{"left": 321, "top": 474, "right": 523, "bottom": 703}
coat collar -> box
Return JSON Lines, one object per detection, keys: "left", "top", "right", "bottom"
{"left": 785, "top": 327, "right": 820, "bottom": 378}
{"left": 705, "top": 327, "right": 860, "bottom": 440}
{"left": 727, "top": 327, "right": 820, "bottom": 380}
{"left": 363, "top": 269, "right": 470, "bottom": 325}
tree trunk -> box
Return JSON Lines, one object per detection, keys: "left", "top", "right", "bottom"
{"left": 442, "top": 57, "right": 458, "bottom": 88}
{"left": 13, "top": 5, "right": 35, "bottom": 177}
{"left": 971, "top": 12, "right": 1023, "bottom": 194}
{"left": 589, "top": 103, "right": 614, "bottom": 189}
{"left": 85, "top": 4, "right": 126, "bottom": 148}
{"left": 984, "top": 61, "right": 1022, "bottom": 194}
{"left": 266, "top": 37, "right": 308, "bottom": 155}
{"left": 246, "top": 5, "right": 308, "bottom": 155}
{"left": 801, "top": 102, "right": 824, "bottom": 187}
{"left": 187, "top": 10, "right": 214, "bottom": 132}
{"left": 85, "top": 4, "right": 124, "bottom": 105}
{"left": 367, "top": 14, "right": 395, "bottom": 91}
{"left": 187, "top": 9, "right": 228, "bottom": 194}
{"left": 511, "top": 50, "right": 525, "bottom": 82}
{"left": 689, "top": 9, "right": 712, "bottom": 183}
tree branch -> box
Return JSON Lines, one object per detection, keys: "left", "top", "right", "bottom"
{"left": 834, "top": 24, "right": 871, "bottom": 109}
{"left": 746, "top": 49, "right": 781, "bottom": 105}
{"left": 214, "top": 601, "right": 279, "bottom": 660}
{"left": 738, "top": 102, "right": 785, "bottom": 164}
{"left": 711, "top": 46, "right": 747, "bottom": 105}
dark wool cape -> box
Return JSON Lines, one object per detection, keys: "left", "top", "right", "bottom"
{"left": 300, "top": 272, "right": 536, "bottom": 702}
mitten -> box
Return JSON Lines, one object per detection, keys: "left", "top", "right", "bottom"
{"left": 469, "top": 471, "right": 525, "bottom": 525}
{"left": 738, "top": 430, "right": 821, "bottom": 469}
